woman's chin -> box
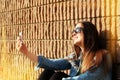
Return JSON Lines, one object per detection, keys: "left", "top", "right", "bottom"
{"left": 73, "top": 42, "right": 79, "bottom": 46}
{"left": 73, "top": 41, "right": 81, "bottom": 46}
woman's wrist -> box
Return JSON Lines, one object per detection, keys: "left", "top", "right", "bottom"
{"left": 24, "top": 50, "right": 29, "bottom": 55}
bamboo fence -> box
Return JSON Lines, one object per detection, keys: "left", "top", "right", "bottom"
{"left": 0, "top": 0, "right": 120, "bottom": 80}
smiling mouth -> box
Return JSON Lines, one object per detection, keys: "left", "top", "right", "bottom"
{"left": 73, "top": 36, "right": 78, "bottom": 39}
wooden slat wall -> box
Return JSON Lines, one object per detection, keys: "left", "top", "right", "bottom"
{"left": 0, "top": 0, "right": 120, "bottom": 80}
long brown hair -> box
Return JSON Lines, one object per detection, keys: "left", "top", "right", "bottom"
{"left": 74, "top": 21, "right": 110, "bottom": 73}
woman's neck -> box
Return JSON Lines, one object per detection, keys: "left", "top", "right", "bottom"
{"left": 80, "top": 46, "right": 85, "bottom": 55}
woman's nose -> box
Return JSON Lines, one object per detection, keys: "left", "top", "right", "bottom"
{"left": 72, "top": 32, "right": 76, "bottom": 37}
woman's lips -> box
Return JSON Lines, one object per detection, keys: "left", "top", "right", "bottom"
{"left": 73, "top": 36, "right": 78, "bottom": 39}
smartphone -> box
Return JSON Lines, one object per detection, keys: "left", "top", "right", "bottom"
{"left": 19, "top": 31, "right": 23, "bottom": 41}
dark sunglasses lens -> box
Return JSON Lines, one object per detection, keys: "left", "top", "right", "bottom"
{"left": 72, "top": 28, "right": 83, "bottom": 33}
{"left": 76, "top": 28, "right": 81, "bottom": 33}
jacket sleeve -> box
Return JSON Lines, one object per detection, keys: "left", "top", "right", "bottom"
{"left": 35, "top": 55, "right": 71, "bottom": 70}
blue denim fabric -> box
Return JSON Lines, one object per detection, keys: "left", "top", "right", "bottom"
{"left": 36, "top": 54, "right": 111, "bottom": 80}
{"left": 62, "top": 67, "right": 111, "bottom": 80}
{"left": 36, "top": 55, "right": 71, "bottom": 70}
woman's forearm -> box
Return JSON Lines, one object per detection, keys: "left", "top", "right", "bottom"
{"left": 16, "top": 36, "right": 38, "bottom": 63}
{"left": 25, "top": 51, "right": 38, "bottom": 63}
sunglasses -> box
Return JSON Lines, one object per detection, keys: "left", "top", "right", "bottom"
{"left": 72, "top": 27, "right": 84, "bottom": 33}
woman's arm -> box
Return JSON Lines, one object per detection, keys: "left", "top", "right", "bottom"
{"left": 16, "top": 36, "right": 71, "bottom": 70}
{"left": 16, "top": 36, "right": 38, "bottom": 63}
{"left": 36, "top": 55, "right": 71, "bottom": 70}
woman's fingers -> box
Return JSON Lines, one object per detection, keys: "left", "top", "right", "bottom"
{"left": 16, "top": 36, "right": 23, "bottom": 51}
{"left": 17, "top": 36, "right": 22, "bottom": 42}
{"left": 16, "top": 36, "right": 28, "bottom": 54}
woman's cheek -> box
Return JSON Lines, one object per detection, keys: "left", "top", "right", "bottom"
{"left": 75, "top": 37, "right": 83, "bottom": 46}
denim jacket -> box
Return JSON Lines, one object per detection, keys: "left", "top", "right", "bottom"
{"left": 35, "top": 52, "right": 111, "bottom": 80}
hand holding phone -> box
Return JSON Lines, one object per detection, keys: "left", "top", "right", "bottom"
{"left": 16, "top": 31, "right": 23, "bottom": 50}
{"left": 17, "top": 31, "right": 28, "bottom": 54}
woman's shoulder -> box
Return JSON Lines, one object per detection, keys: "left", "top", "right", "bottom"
{"left": 98, "top": 49, "right": 108, "bottom": 54}
{"left": 100, "top": 49, "right": 112, "bottom": 62}
{"left": 95, "top": 49, "right": 112, "bottom": 70}
{"left": 100, "top": 49, "right": 112, "bottom": 71}
{"left": 97, "top": 49, "right": 111, "bottom": 58}
{"left": 101, "top": 49, "right": 109, "bottom": 54}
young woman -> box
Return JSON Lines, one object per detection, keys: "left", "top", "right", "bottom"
{"left": 16, "top": 21, "right": 112, "bottom": 80}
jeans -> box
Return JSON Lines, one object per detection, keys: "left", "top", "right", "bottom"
{"left": 37, "top": 69, "right": 69, "bottom": 80}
